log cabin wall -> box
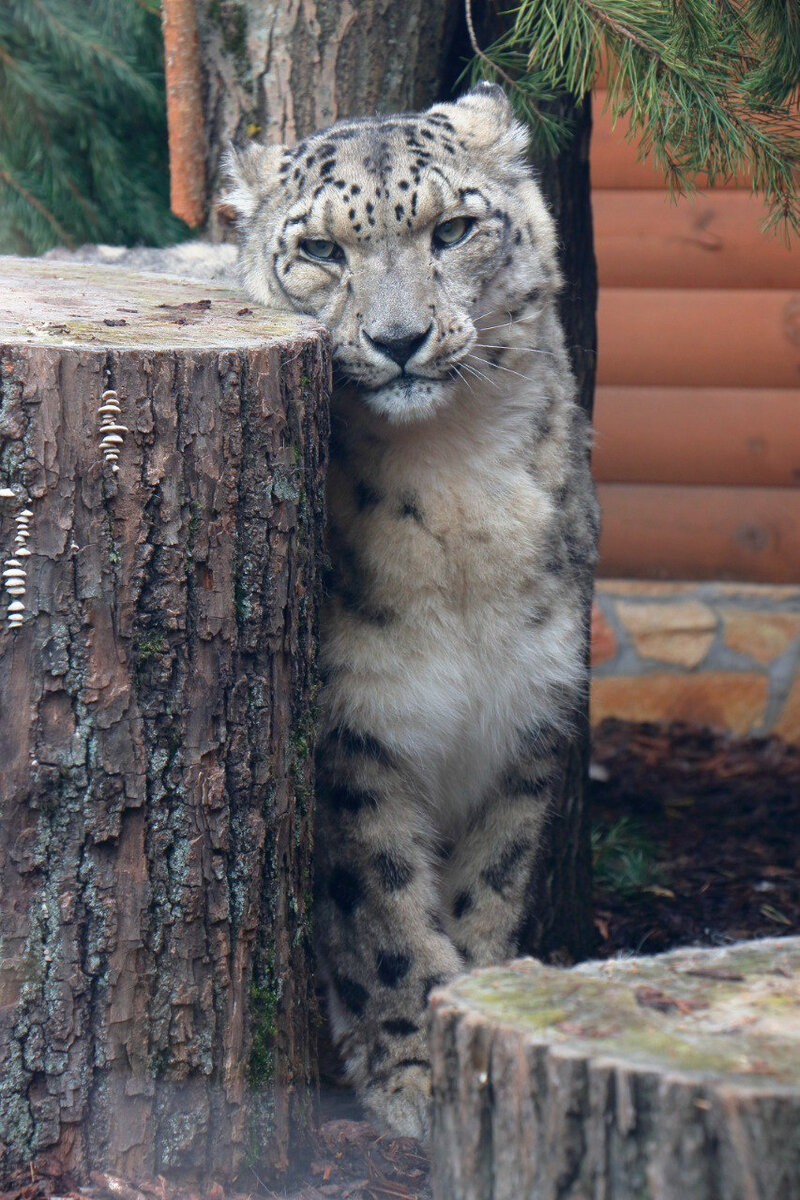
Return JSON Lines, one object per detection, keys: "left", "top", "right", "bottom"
{"left": 587, "top": 92, "right": 800, "bottom": 742}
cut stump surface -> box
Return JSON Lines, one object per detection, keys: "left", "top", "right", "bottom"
{"left": 0, "top": 257, "right": 330, "bottom": 1183}
{"left": 0, "top": 256, "right": 305, "bottom": 348}
{"left": 430, "top": 937, "right": 800, "bottom": 1200}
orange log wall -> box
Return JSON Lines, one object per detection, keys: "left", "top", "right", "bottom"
{"left": 590, "top": 91, "right": 800, "bottom": 582}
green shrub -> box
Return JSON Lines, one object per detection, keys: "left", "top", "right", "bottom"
{"left": 0, "top": 0, "right": 188, "bottom": 253}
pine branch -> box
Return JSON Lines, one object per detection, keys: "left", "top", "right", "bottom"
{"left": 468, "top": 0, "right": 800, "bottom": 236}
{"left": 0, "top": 0, "right": 187, "bottom": 253}
{"left": 0, "top": 165, "right": 74, "bottom": 246}
{"left": 13, "top": 0, "right": 161, "bottom": 109}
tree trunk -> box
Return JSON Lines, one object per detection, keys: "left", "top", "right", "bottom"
{"left": 0, "top": 258, "right": 330, "bottom": 1184}
{"left": 533, "top": 96, "right": 598, "bottom": 420}
{"left": 429, "top": 938, "right": 800, "bottom": 1200}
{"left": 197, "top": 0, "right": 465, "bottom": 226}
{"left": 517, "top": 93, "right": 598, "bottom": 964}
{"left": 162, "top": 0, "right": 208, "bottom": 227}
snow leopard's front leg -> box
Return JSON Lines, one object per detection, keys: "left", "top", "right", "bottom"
{"left": 315, "top": 723, "right": 464, "bottom": 1141}
{"left": 439, "top": 724, "right": 565, "bottom": 966}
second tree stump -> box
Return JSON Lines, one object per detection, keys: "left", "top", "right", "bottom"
{"left": 430, "top": 937, "right": 800, "bottom": 1200}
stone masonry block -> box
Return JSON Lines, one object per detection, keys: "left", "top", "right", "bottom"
{"left": 597, "top": 581, "right": 698, "bottom": 597}
{"left": 591, "top": 672, "right": 768, "bottom": 735}
{"left": 615, "top": 600, "right": 717, "bottom": 668}
{"left": 722, "top": 610, "right": 800, "bottom": 663}
{"left": 774, "top": 675, "right": 800, "bottom": 742}
{"left": 590, "top": 602, "right": 618, "bottom": 666}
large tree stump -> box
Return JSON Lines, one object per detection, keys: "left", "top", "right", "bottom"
{"left": 0, "top": 258, "right": 330, "bottom": 1184}
{"left": 430, "top": 938, "right": 800, "bottom": 1200}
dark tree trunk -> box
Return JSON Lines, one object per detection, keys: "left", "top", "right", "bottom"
{"left": 518, "top": 94, "right": 598, "bottom": 964}
{"left": 430, "top": 939, "right": 800, "bottom": 1200}
{"left": 0, "top": 259, "right": 330, "bottom": 1184}
{"left": 534, "top": 95, "right": 598, "bottom": 421}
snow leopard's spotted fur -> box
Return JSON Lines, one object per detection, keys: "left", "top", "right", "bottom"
{"left": 226, "top": 83, "right": 598, "bottom": 1141}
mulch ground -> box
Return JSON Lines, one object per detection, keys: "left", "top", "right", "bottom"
{"left": 5, "top": 720, "right": 799, "bottom": 1200}
{"left": 590, "top": 719, "right": 800, "bottom": 957}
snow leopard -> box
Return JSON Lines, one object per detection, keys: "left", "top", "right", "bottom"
{"left": 225, "top": 82, "right": 598, "bottom": 1141}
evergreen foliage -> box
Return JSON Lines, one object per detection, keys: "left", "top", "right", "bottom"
{"left": 466, "top": 0, "right": 799, "bottom": 235}
{"left": 0, "top": 0, "right": 187, "bottom": 254}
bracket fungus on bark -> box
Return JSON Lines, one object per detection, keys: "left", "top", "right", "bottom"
{"left": 97, "top": 388, "right": 128, "bottom": 472}
{"left": 2, "top": 498, "right": 32, "bottom": 628}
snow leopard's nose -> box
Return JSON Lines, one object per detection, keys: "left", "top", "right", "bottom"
{"left": 364, "top": 324, "right": 432, "bottom": 368}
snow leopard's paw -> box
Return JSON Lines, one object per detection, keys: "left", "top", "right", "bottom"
{"left": 367, "top": 1061, "right": 431, "bottom": 1142}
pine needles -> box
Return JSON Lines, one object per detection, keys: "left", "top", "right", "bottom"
{"left": 0, "top": 0, "right": 188, "bottom": 254}
{"left": 466, "top": 0, "right": 800, "bottom": 236}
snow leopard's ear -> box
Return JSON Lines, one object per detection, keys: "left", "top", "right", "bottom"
{"left": 220, "top": 142, "right": 289, "bottom": 220}
{"left": 456, "top": 82, "right": 514, "bottom": 127}
{"left": 429, "top": 83, "right": 529, "bottom": 161}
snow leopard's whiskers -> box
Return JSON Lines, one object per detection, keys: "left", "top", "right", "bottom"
{"left": 477, "top": 314, "right": 540, "bottom": 332}
{"left": 459, "top": 359, "right": 497, "bottom": 390}
{"left": 473, "top": 342, "right": 554, "bottom": 358}
{"left": 451, "top": 363, "right": 477, "bottom": 395}
{"left": 466, "top": 353, "right": 530, "bottom": 381}
{"left": 463, "top": 366, "right": 498, "bottom": 392}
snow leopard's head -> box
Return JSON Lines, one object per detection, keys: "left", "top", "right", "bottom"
{"left": 225, "top": 84, "right": 560, "bottom": 422}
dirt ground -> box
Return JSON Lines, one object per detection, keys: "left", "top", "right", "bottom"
{"left": 590, "top": 719, "right": 800, "bottom": 958}
{"left": 5, "top": 720, "right": 799, "bottom": 1200}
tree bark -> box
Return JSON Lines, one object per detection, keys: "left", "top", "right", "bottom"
{"left": 0, "top": 258, "right": 330, "bottom": 1184}
{"left": 162, "top": 0, "right": 208, "bottom": 227}
{"left": 197, "top": 0, "right": 465, "bottom": 228}
{"left": 533, "top": 95, "right": 597, "bottom": 421}
{"left": 517, "top": 96, "right": 597, "bottom": 965}
{"left": 429, "top": 938, "right": 800, "bottom": 1200}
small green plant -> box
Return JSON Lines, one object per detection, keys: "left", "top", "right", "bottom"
{"left": 592, "top": 816, "right": 663, "bottom": 897}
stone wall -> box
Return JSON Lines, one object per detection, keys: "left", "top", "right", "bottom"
{"left": 591, "top": 582, "right": 800, "bottom": 742}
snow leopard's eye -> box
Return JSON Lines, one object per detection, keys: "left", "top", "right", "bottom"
{"left": 300, "top": 238, "right": 343, "bottom": 262}
{"left": 433, "top": 217, "right": 474, "bottom": 248}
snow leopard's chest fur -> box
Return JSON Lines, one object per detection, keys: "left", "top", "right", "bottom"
{"left": 321, "top": 379, "right": 590, "bottom": 836}
{"left": 227, "top": 83, "right": 598, "bottom": 1140}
